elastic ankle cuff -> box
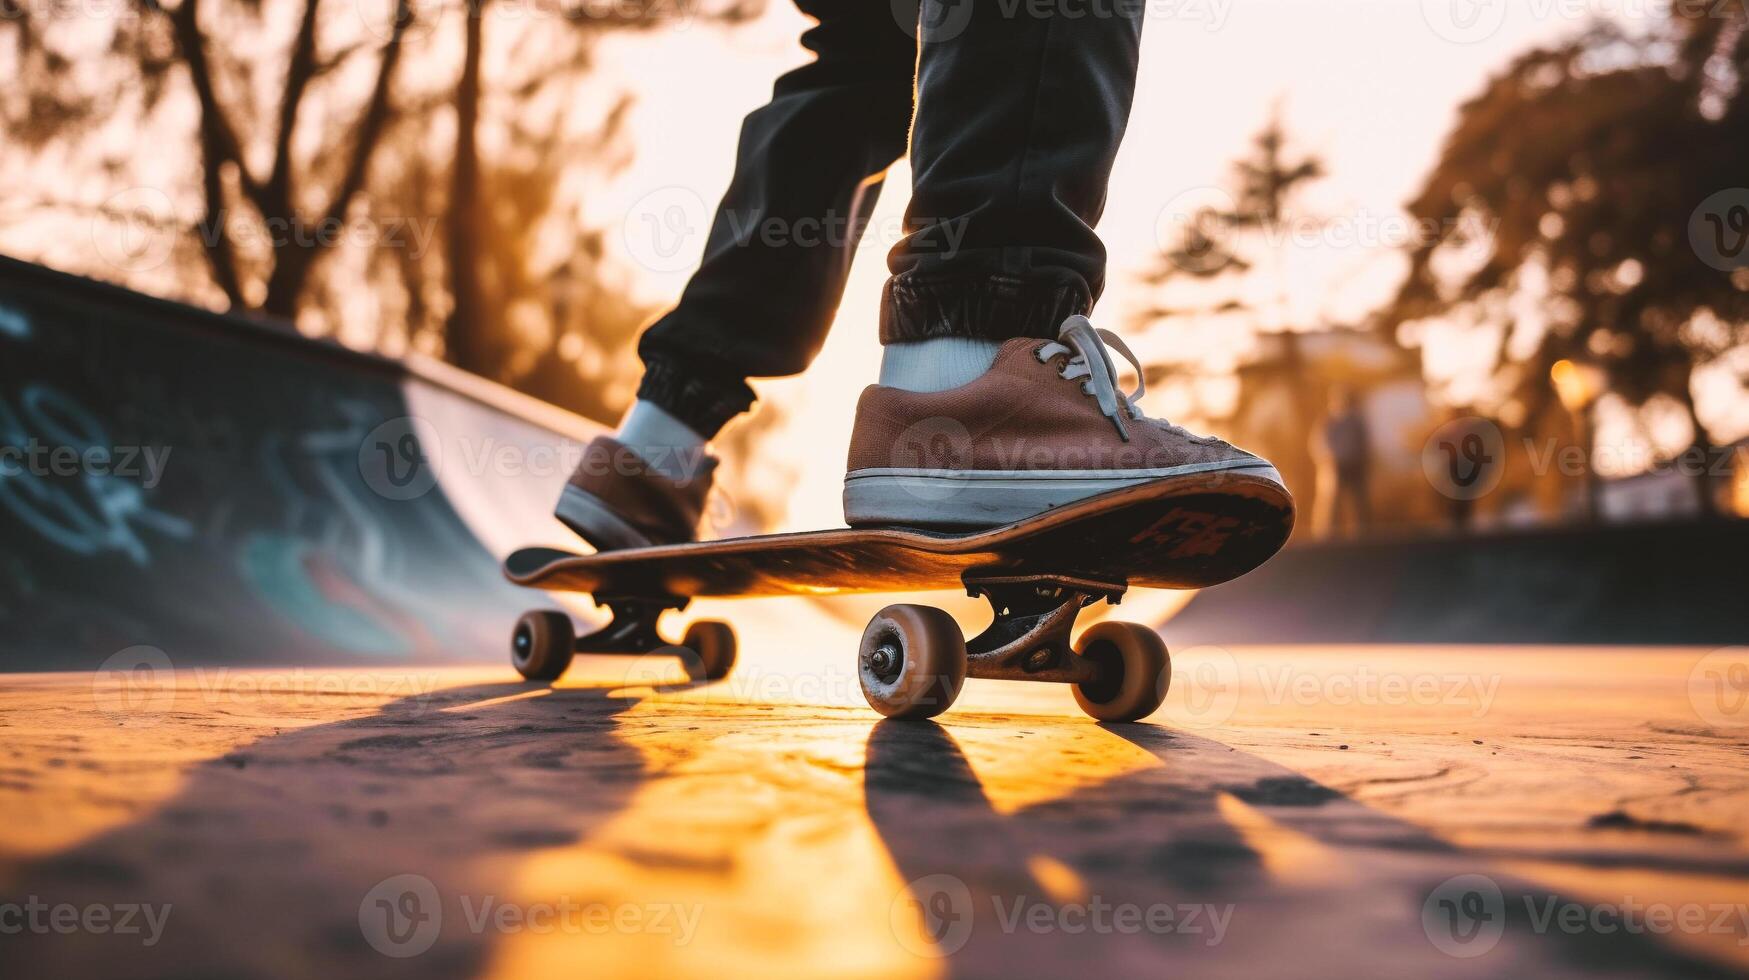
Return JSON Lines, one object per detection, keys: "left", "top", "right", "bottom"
{"left": 635, "top": 357, "right": 754, "bottom": 439}
{"left": 880, "top": 273, "right": 1092, "bottom": 344}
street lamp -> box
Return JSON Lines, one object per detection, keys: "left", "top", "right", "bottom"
{"left": 1550, "top": 358, "right": 1605, "bottom": 521}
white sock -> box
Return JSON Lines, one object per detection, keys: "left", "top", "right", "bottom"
{"left": 878, "top": 337, "right": 1002, "bottom": 392}
{"left": 616, "top": 399, "right": 706, "bottom": 480}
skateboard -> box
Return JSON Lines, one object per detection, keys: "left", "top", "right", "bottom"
{"left": 504, "top": 472, "right": 1293, "bottom": 721}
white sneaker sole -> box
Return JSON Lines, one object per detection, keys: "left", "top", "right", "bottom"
{"left": 554, "top": 485, "right": 657, "bottom": 551}
{"left": 842, "top": 460, "right": 1285, "bottom": 530}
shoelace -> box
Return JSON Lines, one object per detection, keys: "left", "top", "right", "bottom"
{"left": 1035, "top": 315, "right": 1147, "bottom": 441}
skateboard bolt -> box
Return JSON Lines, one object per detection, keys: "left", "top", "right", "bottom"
{"left": 866, "top": 643, "right": 901, "bottom": 679}
{"left": 1025, "top": 647, "right": 1055, "bottom": 672}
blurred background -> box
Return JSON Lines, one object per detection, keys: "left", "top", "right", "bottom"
{"left": 4, "top": 0, "right": 1749, "bottom": 536}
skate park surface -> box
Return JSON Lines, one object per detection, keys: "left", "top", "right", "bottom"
{"left": 3, "top": 257, "right": 1748, "bottom": 978}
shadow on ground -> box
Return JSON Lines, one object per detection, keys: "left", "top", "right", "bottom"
{"left": 865, "top": 720, "right": 1742, "bottom": 979}
{"left": 1, "top": 681, "right": 1742, "bottom": 979}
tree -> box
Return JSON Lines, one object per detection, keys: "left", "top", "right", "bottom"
{"left": 1388, "top": 11, "right": 1749, "bottom": 513}
{"left": 1133, "top": 110, "right": 1336, "bottom": 510}
{"left": 0, "top": 0, "right": 759, "bottom": 422}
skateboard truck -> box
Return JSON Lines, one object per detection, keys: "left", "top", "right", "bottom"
{"left": 857, "top": 571, "right": 1168, "bottom": 722}
{"left": 574, "top": 596, "right": 689, "bottom": 654}
{"left": 962, "top": 574, "right": 1127, "bottom": 685}
{"left": 510, "top": 594, "right": 738, "bottom": 684}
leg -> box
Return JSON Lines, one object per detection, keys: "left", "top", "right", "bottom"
{"left": 635, "top": 0, "right": 918, "bottom": 438}
{"left": 843, "top": 3, "right": 1291, "bottom": 536}
{"left": 884, "top": 0, "right": 1145, "bottom": 343}
{"left": 558, "top": 0, "right": 914, "bottom": 549}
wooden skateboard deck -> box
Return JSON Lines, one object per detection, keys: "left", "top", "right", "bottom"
{"left": 503, "top": 473, "right": 1292, "bottom": 720}
{"left": 505, "top": 473, "right": 1294, "bottom": 600}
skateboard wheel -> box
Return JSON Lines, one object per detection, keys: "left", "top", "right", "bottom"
{"left": 511, "top": 610, "right": 575, "bottom": 681}
{"left": 1071, "top": 621, "right": 1170, "bottom": 723}
{"left": 681, "top": 621, "right": 737, "bottom": 681}
{"left": 858, "top": 604, "right": 967, "bottom": 720}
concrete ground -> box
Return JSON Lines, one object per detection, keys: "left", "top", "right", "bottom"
{"left": 2, "top": 604, "right": 1747, "bottom": 979}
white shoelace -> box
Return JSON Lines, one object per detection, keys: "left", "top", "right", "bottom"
{"left": 1035, "top": 315, "right": 1148, "bottom": 441}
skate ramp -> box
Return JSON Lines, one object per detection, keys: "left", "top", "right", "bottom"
{"left": 0, "top": 256, "right": 595, "bottom": 671}
{"left": 1163, "top": 519, "right": 1749, "bottom": 646}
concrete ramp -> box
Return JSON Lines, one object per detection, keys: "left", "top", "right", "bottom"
{"left": 0, "top": 257, "right": 594, "bottom": 670}
{"left": 1164, "top": 519, "right": 1749, "bottom": 646}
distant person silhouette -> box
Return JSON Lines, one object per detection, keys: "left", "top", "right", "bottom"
{"left": 1313, "top": 386, "right": 1371, "bottom": 538}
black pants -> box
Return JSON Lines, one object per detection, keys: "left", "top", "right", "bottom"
{"left": 636, "top": 0, "right": 1146, "bottom": 437}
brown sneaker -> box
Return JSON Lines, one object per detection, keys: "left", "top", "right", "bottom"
{"left": 843, "top": 316, "right": 1287, "bottom": 530}
{"left": 554, "top": 435, "right": 716, "bottom": 550}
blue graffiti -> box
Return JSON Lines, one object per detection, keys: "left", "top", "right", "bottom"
{"left": 0, "top": 384, "right": 191, "bottom": 565}
{"left": 0, "top": 304, "right": 28, "bottom": 340}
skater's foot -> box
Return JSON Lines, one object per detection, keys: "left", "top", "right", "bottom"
{"left": 843, "top": 316, "right": 1286, "bottom": 530}
{"left": 554, "top": 435, "right": 716, "bottom": 550}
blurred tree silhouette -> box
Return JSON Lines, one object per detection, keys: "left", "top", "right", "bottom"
{"left": 1137, "top": 112, "right": 1340, "bottom": 516}
{"left": 0, "top": 0, "right": 758, "bottom": 422}
{"left": 1389, "top": 11, "right": 1749, "bottom": 512}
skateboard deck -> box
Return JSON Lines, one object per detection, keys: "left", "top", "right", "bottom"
{"left": 502, "top": 472, "right": 1292, "bottom": 721}
{"left": 505, "top": 472, "right": 1293, "bottom": 599}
